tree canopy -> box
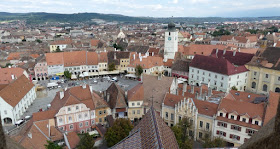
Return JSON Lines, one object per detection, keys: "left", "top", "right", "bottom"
{"left": 104, "top": 118, "right": 134, "bottom": 147}
{"left": 108, "top": 63, "right": 116, "bottom": 71}
{"left": 44, "top": 140, "right": 62, "bottom": 149}
{"left": 77, "top": 133, "right": 96, "bottom": 149}
{"left": 113, "top": 43, "right": 124, "bottom": 51}
{"left": 212, "top": 29, "right": 231, "bottom": 37}
{"left": 56, "top": 46, "right": 61, "bottom": 52}
{"left": 135, "top": 65, "right": 143, "bottom": 77}
{"left": 203, "top": 136, "right": 226, "bottom": 148}
{"left": 171, "top": 117, "right": 193, "bottom": 149}
{"left": 64, "top": 71, "right": 72, "bottom": 79}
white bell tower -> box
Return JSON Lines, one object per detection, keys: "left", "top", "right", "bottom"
{"left": 164, "top": 22, "right": 178, "bottom": 61}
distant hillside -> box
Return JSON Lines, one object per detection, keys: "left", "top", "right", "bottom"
{"left": 0, "top": 12, "right": 280, "bottom": 24}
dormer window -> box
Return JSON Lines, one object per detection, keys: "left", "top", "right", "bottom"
{"left": 231, "top": 115, "right": 234, "bottom": 119}
{"left": 242, "top": 118, "right": 246, "bottom": 122}
{"left": 255, "top": 121, "right": 259, "bottom": 125}
{"left": 219, "top": 113, "right": 223, "bottom": 117}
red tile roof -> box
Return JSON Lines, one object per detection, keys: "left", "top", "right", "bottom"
{"left": 0, "top": 67, "right": 25, "bottom": 84}
{"left": 190, "top": 55, "right": 249, "bottom": 75}
{"left": 128, "top": 84, "right": 144, "bottom": 101}
{"left": 263, "top": 92, "right": 280, "bottom": 125}
{"left": 210, "top": 49, "right": 254, "bottom": 66}
{"left": 0, "top": 75, "right": 34, "bottom": 107}
{"left": 193, "top": 99, "right": 218, "bottom": 117}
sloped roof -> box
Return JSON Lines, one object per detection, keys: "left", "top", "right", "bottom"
{"left": 0, "top": 67, "right": 25, "bottom": 84}
{"left": 111, "top": 107, "right": 179, "bottom": 149}
{"left": 128, "top": 56, "right": 163, "bottom": 69}
{"left": 171, "top": 59, "right": 190, "bottom": 72}
{"left": 190, "top": 55, "right": 249, "bottom": 75}
{"left": 46, "top": 52, "right": 64, "bottom": 66}
{"left": 192, "top": 99, "right": 218, "bottom": 117}
{"left": 66, "top": 132, "right": 80, "bottom": 149}
{"left": 210, "top": 49, "right": 254, "bottom": 66}
{"left": 33, "top": 110, "right": 57, "bottom": 122}
{"left": 63, "top": 51, "right": 87, "bottom": 67}
{"left": 127, "top": 45, "right": 149, "bottom": 53}
{"left": 106, "top": 83, "right": 127, "bottom": 109}
{"left": 218, "top": 98, "right": 264, "bottom": 119}
{"left": 263, "top": 92, "right": 280, "bottom": 125}
{"left": 127, "top": 84, "right": 144, "bottom": 101}
{"left": 107, "top": 51, "right": 130, "bottom": 65}
{"left": 0, "top": 75, "right": 34, "bottom": 107}
{"left": 163, "top": 93, "right": 184, "bottom": 108}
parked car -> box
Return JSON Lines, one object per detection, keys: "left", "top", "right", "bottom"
{"left": 25, "top": 115, "right": 31, "bottom": 120}
{"left": 93, "top": 79, "right": 98, "bottom": 84}
{"left": 111, "top": 77, "right": 118, "bottom": 82}
{"left": 15, "top": 120, "right": 24, "bottom": 126}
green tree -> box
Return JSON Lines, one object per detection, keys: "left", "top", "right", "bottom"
{"left": 171, "top": 117, "right": 193, "bottom": 149}
{"left": 4, "top": 63, "right": 12, "bottom": 68}
{"left": 64, "top": 71, "right": 72, "bottom": 79}
{"left": 56, "top": 46, "right": 61, "bottom": 52}
{"left": 203, "top": 136, "right": 226, "bottom": 148}
{"left": 231, "top": 86, "right": 238, "bottom": 91}
{"left": 104, "top": 118, "right": 134, "bottom": 147}
{"left": 36, "top": 39, "right": 42, "bottom": 43}
{"left": 108, "top": 63, "right": 116, "bottom": 71}
{"left": 77, "top": 133, "right": 96, "bottom": 149}
{"left": 44, "top": 140, "right": 62, "bottom": 149}
{"left": 113, "top": 43, "right": 124, "bottom": 51}
{"left": 135, "top": 65, "right": 143, "bottom": 77}
{"left": 212, "top": 29, "right": 231, "bottom": 37}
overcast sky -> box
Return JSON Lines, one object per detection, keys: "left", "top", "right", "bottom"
{"left": 1, "top": 0, "right": 280, "bottom": 17}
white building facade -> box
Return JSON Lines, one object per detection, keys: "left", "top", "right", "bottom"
{"left": 189, "top": 67, "right": 248, "bottom": 92}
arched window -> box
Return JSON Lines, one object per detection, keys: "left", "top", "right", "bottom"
{"left": 263, "top": 84, "right": 268, "bottom": 92}
{"left": 251, "top": 82, "right": 256, "bottom": 89}
{"left": 275, "top": 87, "right": 280, "bottom": 93}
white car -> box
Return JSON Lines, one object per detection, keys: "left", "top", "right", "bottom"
{"left": 15, "top": 120, "right": 24, "bottom": 126}
{"left": 103, "top": 76, "right": 110, "bottom": 80}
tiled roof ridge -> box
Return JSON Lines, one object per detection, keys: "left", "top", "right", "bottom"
{"left": 109, "top": 129, "right": 142, "bottom": 148}
{"left": 150, "top": 107, "right": 162, "bottom": 148}
{"left": 33, "top": 122, "right": 50, "bottom": 141}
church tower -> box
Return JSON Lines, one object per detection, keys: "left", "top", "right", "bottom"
{"left": 164, "top": 22, "right": 178, "bottom": 61}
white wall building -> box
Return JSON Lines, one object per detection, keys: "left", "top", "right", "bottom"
{"left": 0, "top": 76, "right": 36, "bottom": 125}
{"left": 189, "top": 55, "right": 248, "bottom": 92}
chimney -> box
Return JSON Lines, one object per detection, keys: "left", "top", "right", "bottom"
{"left": 82, "top": 84, "right": 86, "bottom": 89}
{"left": 107, "top": 93, "right": 110, "bottom": 102}
{"left": 195, "top": 92, "right": 199, "bottom": 99}
{"left": 182, "top": 82, "right": 187, "bottom": 96}
{"left": 208, "top": 86, "right": 212, "bottom": 97}
{"left": 238, "top": 48, "right": 240, "bottom": 52}
{"left": 158, "top": 73, "right": 162, "bottom": 80}
{"left": 125, "top": 91, "right": 128, "bottom": 100}
{"left": 139, "top": 52, "right": 141, "bottom": 58}
{"left": 140, "top": 56, "right": 142, "bottom": 62}
{"left": 114, "top": 52, "right": 117, "bottom": 59}
{"left": 199, "top": 82, "right": 203, "bottom": 99}
{"left": 152, "top": 52, "right": 154, "bottom": 56}
{"left": 89, "top": 86, "right": 93, "bottom": 93}
{"left": 233, "top": 50, "right": 236, "bottom": 56}
{"left": 11, "top": 74, "right": 15, "bottom": 80}
{"left": 223, "top": 49, "right": 226, "bottom": 55}
{"left": 133, "top": 54, "right": 135, "bottom": 60}
{"left": 64, "top": 87, "right": 67, "bottom": 91}
{"left": 60, "top": 91, "right": 64, "bottom": 99}
{"left": 191, "top": 83, "right": 194, "bottom": 94}
{"left": 215, "top": 49, "right": 218, "bottom": 57}
{"left": 203, "top": 91, "right": 207, "bottom": 100}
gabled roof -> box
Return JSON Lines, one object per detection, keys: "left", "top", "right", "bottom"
{"left": 127, "top": 84, "right": 144, "bottom": 102}
{"left": 218, "top": 98, "right": 264, "bottom": 119}
{"left": 106, "top": 83, "right": 127, "bottom": 109}
{"left": 0, "top": 75, "right": 34, "bottom": 107}
{"left": 163, "top": 93, "right": 184, "bottom": 108}
{"left": 111, "top": 107, "right": 179, "bottom": 149}
{"left": 127, "top": 45, "right": 149, "bottom": 53}
{"left": 107, "top": 51, "right": 130, "bottom": 65}
{"left": 210, "top": 49, "right": 254, "bottom": 66}
{"left": 263, "top": 92, "right": 280, "bottom": 125}
{"left": 190, "top": 55, "right": 249, "bottom": 75}
{"left": 171, "top": 59, "right": 191, "bottom": 72}
{"left": 193, "top": 99, "right": 218, "bottom": 117}
{"left": 46, "top": 52, "right": 64, "bottom": 66}
{"left": 0, "top": 67, "right": 26, "bottom": 84}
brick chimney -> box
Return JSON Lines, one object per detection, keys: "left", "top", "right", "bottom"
{"left": 60, "top": 91, "right": 64, "bottom": 99}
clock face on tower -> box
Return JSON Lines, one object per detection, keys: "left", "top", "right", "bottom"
{"left": 168, "top": 37, "right": 171, "bottom": 41}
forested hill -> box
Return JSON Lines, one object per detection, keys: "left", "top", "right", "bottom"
{"left": 0, "top": 12, "right": 280, "bottom": 24}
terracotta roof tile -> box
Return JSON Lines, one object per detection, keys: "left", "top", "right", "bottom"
{"left": 66, "top": 132, "right": 80, "bottom": 149}
{"left": 46, "top": 52, "right": 64, "bottom": 66}
{"left": 190, "top": 55, "right": 249, "bottom": 75}
{"left": 0, "top": 67, "right": 26, "bottom": 84}
{"left": 0, "top": 75, "right": 34, "bottom": 107}
{"left": 127, "top": 84, "right": 144, "bottom": 101}
{"left": 32, "top": 110, "right": 56, "bottom": 122}
{"left": 263, "top": 92, "right": 280, "bottom": 125}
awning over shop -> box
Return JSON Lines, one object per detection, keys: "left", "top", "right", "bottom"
{"left": 125, "top": 74, "right": 137, "bottom": 78}
{"left": 71, "top": 74, "right": 77, "bottom": 79}
{"left": 83, "top": 72, "right": 89, "bottom": 77}
{"left": 56, "top": 72, "right": 64, "bottom": 76}
{"left": 178, "top": 77, "right": 188, "bottom": 84}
